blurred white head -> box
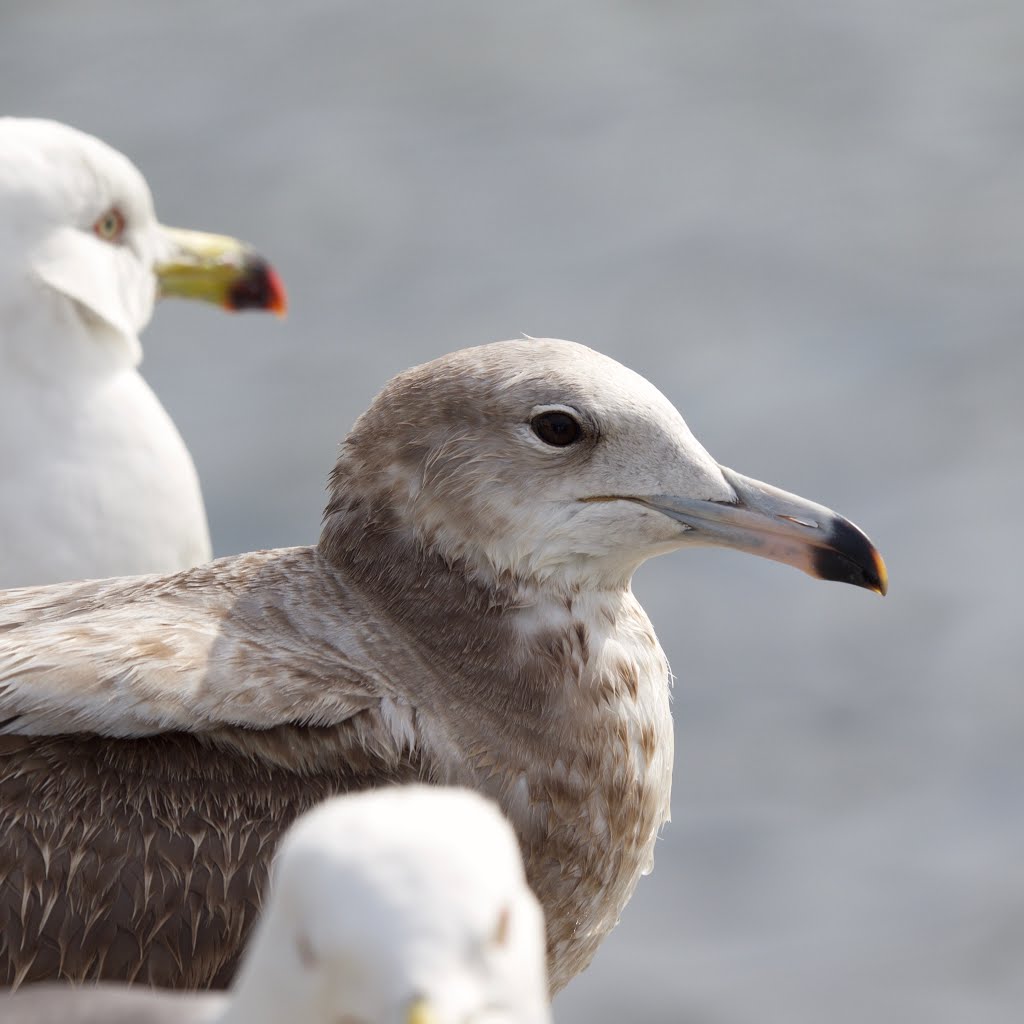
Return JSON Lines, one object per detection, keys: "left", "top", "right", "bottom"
{"left": 223, "top": 786, "right": 551, "bottom": 1024}
{"left": 0, "top": 117, "right": 165, "bottom": 364}
{"left": 0, "top": 116, "right": 285, "bottom": 373}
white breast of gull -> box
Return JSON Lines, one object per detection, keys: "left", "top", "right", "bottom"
{"left": 0, "top": 117, "right": 285, "bottom": 588}
{"left": 0, "top": 786, "right": 551, "bottom": 1024}
{"left": 0, "top": 338, "right": 886, "bottom": 994}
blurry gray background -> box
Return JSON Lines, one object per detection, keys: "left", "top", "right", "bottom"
{"left": 2, "top": 1, "right": 1021, "bottom": 1021}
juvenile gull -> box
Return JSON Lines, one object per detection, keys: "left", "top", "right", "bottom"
{"left": 0, "top": 339, "right": 887, "bottom": 993}
{"left": 0, "top": 786, "right": 550, "bottom": 1024}
{"left": 0, "top": 117, "right": 287, "bottom": 588}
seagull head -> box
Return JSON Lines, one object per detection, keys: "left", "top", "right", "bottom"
{"left": 324, "top": 338, "right": 886, "bottom": 594}
{"left": 227, "top": 787, "right": 550, "bottom": 1024}
{"left": 0, "top": 117, "right": 286, "bottom": 369}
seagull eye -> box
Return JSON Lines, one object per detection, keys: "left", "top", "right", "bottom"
{"left": 490, "top": 905, "right": 511, "bottom": 948}
{"left": 530, "top": 410, "right": 582, "bottom": 447}
{"left": 93, "top": 207, "right": 126, "bottom": 243}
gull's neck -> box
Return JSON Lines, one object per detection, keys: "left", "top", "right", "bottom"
{"left": 321, "top": 493, "right": 552, "bottom": 671}
{"left": 214, "top": 921, "right": 319, "bottom": 1024}
{"left": 318, "top": 484, "right": 673, "bottom": 993}
{"left": 318, "top": 488, "right": 645, "bottom": 732}
{"left": 0, "top": 273, "right": 140, "bottom": 380}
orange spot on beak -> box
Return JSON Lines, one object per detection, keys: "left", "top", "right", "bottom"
{"left": 264, "top": 265, "right": 288, "bottom": 317}
{"left": 225, "top": 258, "right": 288, "bottom": 316}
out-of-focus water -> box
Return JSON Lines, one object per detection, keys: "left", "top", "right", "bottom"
{"left": 2, "top": 2, "right": 1021, "bottom": 1020}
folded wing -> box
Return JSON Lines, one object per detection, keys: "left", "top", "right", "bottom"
{"left": 0, "top": 547, "right": 383, "bottom": 738}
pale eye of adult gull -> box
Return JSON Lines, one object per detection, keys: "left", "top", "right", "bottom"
{"left": 92, "top": 206, "right": 126, "bottom": 242}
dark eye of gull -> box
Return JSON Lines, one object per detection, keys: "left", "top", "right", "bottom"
{"left": 530, "top": 410, "right": 582, "bottom": 447}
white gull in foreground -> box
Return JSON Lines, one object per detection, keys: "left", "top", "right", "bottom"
{"left": 0, "top": 787, "right": 550, "bottom": 1024}
{"left": 0, "top": 338, "right": 887, "bottom": 993}
{"left": 0, "top": 117, "right": 286, "bottom": 588}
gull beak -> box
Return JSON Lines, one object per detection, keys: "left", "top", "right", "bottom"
{"left": 639, "top": 465, "right": 888, "bottom": 594}
{"left": 405, "top": 997, "right": 441, "bottom": 1024}
{"left": 155, "top": 226, "right": 287, "bottom": 315}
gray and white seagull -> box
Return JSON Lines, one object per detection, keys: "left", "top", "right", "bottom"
{"left": 0, "top": 117, "right": 286, "bottom": 588}
{"left": 0, "top": 338, "right": 886, "bottom": 994}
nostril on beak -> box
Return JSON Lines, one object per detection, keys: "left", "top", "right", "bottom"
{"left": 779, "top": 514, "right": 819, "bottom": 529}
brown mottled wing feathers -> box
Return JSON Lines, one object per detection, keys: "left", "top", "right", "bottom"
{"left": 0, "top": 548, "right": 427, "bottom": 988}
{"left": 0, "top": 549, "right": 382, "bottom": 738}
{"left": 0, "top": 730, "right": 423, "bottom": 988}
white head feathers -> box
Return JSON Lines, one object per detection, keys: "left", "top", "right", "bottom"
{"left": 223, "top": 786, "right": 551, "bottom": 1024}
{"left": 0, "top": 117, "right": 167, "bottom": 365}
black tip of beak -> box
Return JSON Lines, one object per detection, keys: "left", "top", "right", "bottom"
{"left": 813, "top": 517, "right": 889, "bottom": 595}
{"left": 226, "top": 257, "right": 288, "bottom": 316}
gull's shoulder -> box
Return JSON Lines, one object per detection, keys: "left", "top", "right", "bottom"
{"left": 0, "top": 547, "right": 314, "bottom": 652}
{"left": 0, "top": 546, "right": 393, "bottom": 739}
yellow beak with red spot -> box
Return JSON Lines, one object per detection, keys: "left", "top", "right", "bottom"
{"left": 156, "top": 226, "right": 287, "bottom": 315}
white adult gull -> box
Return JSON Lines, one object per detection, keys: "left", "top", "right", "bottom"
{"left": 0, "top": 338, "right": 887, "bottom": 994}
{"left": 0, "top": 117, "right": 287, "bottom": 588}
{"left": 0, "top": 786, "right": 551, "bottom": 1024}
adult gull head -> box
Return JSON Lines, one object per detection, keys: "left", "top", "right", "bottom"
{"left": 0, "top": 117, "right": 286, "bottom": 587}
